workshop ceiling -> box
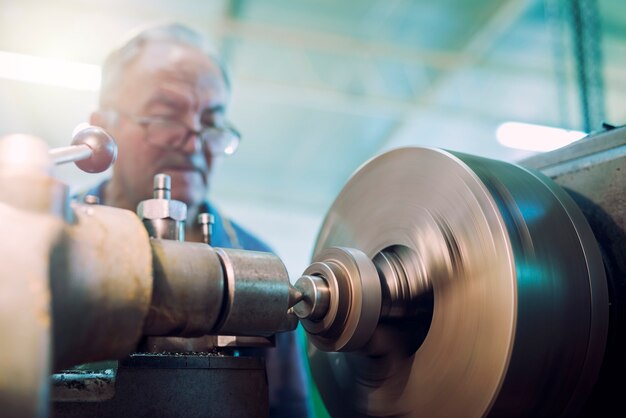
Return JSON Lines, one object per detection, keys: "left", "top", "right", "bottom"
{"left": 0, "top": 0, "right": 624, "bottom": 216}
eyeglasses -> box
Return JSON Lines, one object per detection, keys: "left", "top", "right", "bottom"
{"left": 113, "top": 111, "right": 241, "bottom": 156}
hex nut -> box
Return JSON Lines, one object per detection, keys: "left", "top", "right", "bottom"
{"left": 137, "top": 199, "right": 187, "bottom": 221}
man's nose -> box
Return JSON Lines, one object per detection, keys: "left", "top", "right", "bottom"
{"left": 180, "top": 131, "right": 202, "bottom": 154}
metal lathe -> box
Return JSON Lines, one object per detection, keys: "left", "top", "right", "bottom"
{"left": 1, "top": 123, "right": 624, "bottom": 417}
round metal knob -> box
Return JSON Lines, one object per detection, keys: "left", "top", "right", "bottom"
{"left": 71, "top": 125, "right": 117, "bottom": 173}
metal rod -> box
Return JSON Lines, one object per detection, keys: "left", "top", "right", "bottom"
{"left": 152, "top": 173, "right": 171, "bottom": 199}
{"left": 49, "top": 144, "right": 92, "bottom": 166}
{"left": 198, "top": 213, "right": 215, "bottom": 245}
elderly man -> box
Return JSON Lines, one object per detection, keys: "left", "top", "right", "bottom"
{"left": 84, "top": 23, "right": 310, "bottom": 417}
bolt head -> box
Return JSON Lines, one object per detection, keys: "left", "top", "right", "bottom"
{"left": 137, "top": 198, "right": 187, "bottom": 221}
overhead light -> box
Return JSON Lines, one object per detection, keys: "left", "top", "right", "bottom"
{"left": 496, "top": 121, "right": 587, "bottom": 152}
{"left": 0, "top": 50, "right": 100, "bottom": 91}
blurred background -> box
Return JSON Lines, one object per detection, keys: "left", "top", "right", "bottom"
{"left": 0, "top": 0, "right": 623, "bottom": 279}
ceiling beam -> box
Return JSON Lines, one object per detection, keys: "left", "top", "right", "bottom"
{"left": 212, "top": 17, "right": 461, "bottom": 71}
{"left": 377, "top": 0, "right": 533, "bottom": 151}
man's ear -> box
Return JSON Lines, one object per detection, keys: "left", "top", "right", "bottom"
{"left": 89, "top": 110, "right": 107, "bottom": 128}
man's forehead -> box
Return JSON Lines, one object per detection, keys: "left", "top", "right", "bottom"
{"left": 118, "top": 41, "right": 228, "bottom": 109}
{"left": 127, "top": 41, "right": 225, "bottom": 88}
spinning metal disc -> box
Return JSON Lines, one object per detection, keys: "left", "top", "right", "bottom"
{"left": 307, "top": 148, "right": 608, "bottom": 417}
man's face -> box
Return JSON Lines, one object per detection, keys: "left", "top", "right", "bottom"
{"left": 103, "top": 41, "right": 229, "bottom": 208}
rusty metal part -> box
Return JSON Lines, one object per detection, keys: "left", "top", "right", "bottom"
{"left": 521, "top": 125, "right": 626, "bottom": 415}
{"left": 0, "top": 134, "right": 73, "bottom": 417}
{"left": 0, "top": 202, "right": 64, "bottom": 418}
{"left": 142, "top": 239, "right": 224, "bottom": 337}
{"left": 51, "top": 370, "right": 116, "bottom": 402}
{"left": 50, "top": 203, "right": 153, "bottom": 370}
{"left": 307, "top": 147, "right": 607, "bottom": 417}
{"left": 296, "top": 247, "right": 381, "bottom": 352}
{"left": 52, "top": 354, "right": 269, "bottom": 418}
{"left": 214, "top": 248, "right": 298, "bottom": 336}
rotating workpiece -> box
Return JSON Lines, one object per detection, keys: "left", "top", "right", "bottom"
{"left": 293, "top": 147, "right": 608, "bottom": 417}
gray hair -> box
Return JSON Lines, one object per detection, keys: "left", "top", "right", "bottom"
{"left": 99, "top": 22, "right": 231, "bottom": 107}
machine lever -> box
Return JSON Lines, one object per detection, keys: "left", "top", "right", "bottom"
{"left": 49, "top": 125, "right": 117, "bottom": 173}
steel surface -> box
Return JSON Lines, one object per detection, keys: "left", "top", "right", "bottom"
{"left": 308, "top": 147, "right": 607, "bottom": 417}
